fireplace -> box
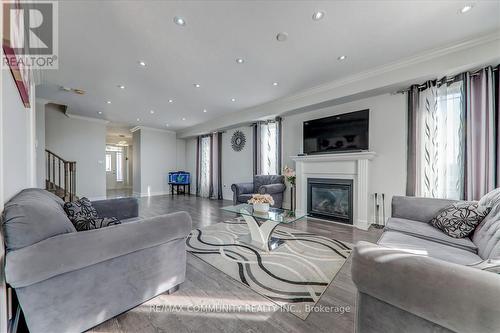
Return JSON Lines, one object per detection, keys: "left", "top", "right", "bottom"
{"left": 307, "top": 178, "right": 353, "bottom": 224}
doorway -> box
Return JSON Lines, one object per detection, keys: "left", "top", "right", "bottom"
{"left": 105, "top": 144, "right": 133, "bottom": 198}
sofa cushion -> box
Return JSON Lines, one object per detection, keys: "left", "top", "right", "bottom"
{"left": 237, "top": 194, "right": 254, "bottom": 204}
{"left": 429, "top": 202, "right": 491, "bottom": 238}
{"left": 2, "top": 189, "right": 76, "bottom": 251}
{"left": 63, "top": 197, "right": 98, "bottom": 222}
{"left": 72, "top": 216, "right": 121, "bottom": 231}
{"left": 253, "top": 175, "right": 284, "bottom": 192}
{"left": 385, "top": 218, "right": 478, "bottom": 253}
{"left": 473, "top": 188, "right": 500, "bottom": 258}
{"left": 378, "top": 231, "right": 482, "bottom": 265}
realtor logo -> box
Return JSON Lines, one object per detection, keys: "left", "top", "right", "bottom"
{"left": 2, "top": 0, "right": 58, "bottom": 69}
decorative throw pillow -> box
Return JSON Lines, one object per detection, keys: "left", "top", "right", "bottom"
{"left": 63, "top": 197, "right": 98, "bottom": 223}
{"left": 429, "top": 202, "right": 491, "bottom": 238}
{"left": 72, "top": 216, "right": 121, "bottom": 231}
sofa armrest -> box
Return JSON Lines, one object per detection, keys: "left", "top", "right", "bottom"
{"left": 391, "top": 196, "right": 457, "bottom": 222}
{"left": 258, "top": 183, "right": 286, "bottom": 195}
{"left": 5, "top": 211, "right": 192, "bottom": 288}
{"left": 91, "top": 197, "right": 139, "bottom": 220}
{"left": 352, "top": 241, "right": 500, "bottom": 333}
{"left": 231, "top": 182, "right": 254, "bottom": 196}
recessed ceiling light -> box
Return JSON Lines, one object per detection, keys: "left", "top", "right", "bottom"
{"left": 273, "top": 82, "right": 279, "bottom": 86}
{"left": 166, "top": 124, "right": 170, "bottom": 127}
{"left": 150, "top": 110, "right": 155, "bottom": 114}
{"left": 182, "top": 117, "right": 186, "bottom": 121}
{"left": 203, "top": 109, "right": 207, "bottom": 113}
{"left": 231, "top": 98, "right": 236, "bottom": 102}
{"left": 136, "top": 118, "right": 140, "bottom": 122}
{"left": 106, "top": 100, "right": 111, "bottom": 104}
{"left": 459, "top": 4, "right": 473, "bottom": 13}
{"left": 168, "top": 99, "right": 173, "bottom": 103}
{"left": 194, "top": 83, "right": 201, "bottom": 88}
{"left": 173, "top": 16, "right": 186, "bottom": 26}
{"left": 337, "top": 55, "right": 347, "bottom": 61}
{"left": 276, "top": 32, "right": 288, "bottom": 42}
{"left": 236, "top": 58, "right": 244, "bottom": 64}
{"left": 97, "top": 111, "right": 103, "bottom": 115}
{"left": 118, "top": 85, "right": 125, "bottom": 89}
{"left": 138, "top": 60, "right": 146, "bottom": 67}
{"left": 312, "top": 11, "right": 325, "bottom": 21}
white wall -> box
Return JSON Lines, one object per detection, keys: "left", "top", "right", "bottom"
{"left": 35, "top": 100, "right": 46, "bottom": 188}
{"left": 45, "top": 105, "right": 107, "bottom": 199}
{"left": 132, "top": 130, "right": 141, "bottom": 194}
{"left": 176, "top": 139, "right": 186, "bottom": 170}
{"left": 281, "top": 93, "right": 407, "bottom": 220}
{"left": 134, "top": 128, "right": 178, "bottom": 196}
{"left": 1, "top": 64, "right": 37, "bottom": 333}
{"left": 221, "top": 126, "right": 253, "bottom": 200}
{"left": 2, "top": 70, "right": 32, "bottom": 202}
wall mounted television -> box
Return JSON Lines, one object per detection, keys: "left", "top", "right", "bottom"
{"left": 303, "top": 109, "right": 369, "bottom": 155}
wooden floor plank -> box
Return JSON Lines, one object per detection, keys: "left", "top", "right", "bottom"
{"left": 89, "top": 194, "right": 382, "bottom": 333}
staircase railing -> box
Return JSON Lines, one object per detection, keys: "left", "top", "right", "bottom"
{"left": 45, "top": 149, "right": 77, "bottom": 202}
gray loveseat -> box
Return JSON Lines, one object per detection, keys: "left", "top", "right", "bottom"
{"left": 1, "top": 188, "right": 192, "bottom": 333}
{"left": 231, "top": 175, "right": 286, "bottom": 208}
{"left": 352, "top": 189, "right": 500, "bottom": 333}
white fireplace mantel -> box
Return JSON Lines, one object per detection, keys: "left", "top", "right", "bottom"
{"left": 291, "top": 152, "right": 376, "bottom": 230}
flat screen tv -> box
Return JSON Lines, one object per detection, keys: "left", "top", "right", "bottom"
{"left": 303, "top": 109, "right": 369, "bottom": 155}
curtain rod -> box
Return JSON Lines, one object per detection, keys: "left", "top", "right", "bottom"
{"left": 393, "top": 65, "right": 498, "bottom": 95}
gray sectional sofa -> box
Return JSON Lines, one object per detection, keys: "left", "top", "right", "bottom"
{"left": 352, "top": 190, "right": 500, "bottom": 333}
{"left": 1, "top": 188, "right": 192, "bottom": 333}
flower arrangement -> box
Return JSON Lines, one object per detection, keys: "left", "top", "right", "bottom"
{"left": 247, "top": 194, "right": 275, "bottom": 206}
{"left": 283, "top": 166, "right": 296, "bottom": 185}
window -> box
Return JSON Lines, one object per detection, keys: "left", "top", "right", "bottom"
{"left": 199, "top": 136, "right": 211, "bottom": 198}
{"left": 116, "top": 152, "right": 123, "bottom": 182}
{"left": 417, "top": 81, "right": 465, "bottom": 199}
{"left": 105, "top": 154, "right": 112, "bottom": 172}
{"left": 254, "top": 119, "right": 281, "bottom": 175}
{"left": 260, "top": 122, "right": 278, "bottom": 175}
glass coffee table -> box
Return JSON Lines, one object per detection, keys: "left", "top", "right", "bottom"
{"left": 221, "top": 204, "right": 306, "bottom": 252}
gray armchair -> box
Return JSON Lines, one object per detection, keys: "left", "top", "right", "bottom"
{"left": 231, "top": 175, "right": 286, "bottom": 208}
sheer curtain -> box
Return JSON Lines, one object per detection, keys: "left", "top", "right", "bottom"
{"left": 199, "top": 136, "right": 211, "bottom": 198}
{"left": 410, "top": 80, "right": 465, "bottom": 199}
{"left": 196, "top": 133, "right": 222, "bottom": 199}
{"left": 253, "top": 118, "right": 282, "bottom": 175}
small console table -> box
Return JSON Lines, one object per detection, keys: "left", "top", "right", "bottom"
{"left": 169, "top": 183, "right": 190, "bottom": 196}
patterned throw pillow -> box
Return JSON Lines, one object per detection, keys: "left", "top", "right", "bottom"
{"left": 429, "top": 202, "right": 491, "bottom": 238}
{"left": 72, "top": 216, "right": 121, "bottom": 231}
{"left": 63, "top": 197, "right": 98, "bottom": 222}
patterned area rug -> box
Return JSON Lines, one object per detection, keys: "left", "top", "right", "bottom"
{"left": 186, "top": 220, "right": 352, "bottom": 320}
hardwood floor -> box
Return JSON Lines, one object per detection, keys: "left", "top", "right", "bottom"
{"left": 89, "top": 194, "right": 382, "bottom": 333}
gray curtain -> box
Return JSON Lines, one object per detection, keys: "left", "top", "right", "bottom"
{"left": 465, "top": 65, "right": 500, "bottom": 200}
{"left": 406, "top": 85, "right": 419, "bottom": 196}
{"left": 195, "top": 137, "right": 200, "bottom": 196}
{"left": 209, "top": 132, "right": 223, "bottom": 200}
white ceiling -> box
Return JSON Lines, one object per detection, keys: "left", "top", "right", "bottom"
{"left": 36, "top": 0, "right": 500, "bottom": 132}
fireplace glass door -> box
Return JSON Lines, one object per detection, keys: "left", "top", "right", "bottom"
{"left": 307, "top": 178, "right": 353, "bottom": 224}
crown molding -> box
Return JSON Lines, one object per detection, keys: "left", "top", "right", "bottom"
{"left": 65, "top": 113, "right": 110, "bottom": 124}
{"left": 130, "top": 125, "right": 175, "bottom": 135}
